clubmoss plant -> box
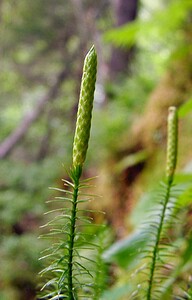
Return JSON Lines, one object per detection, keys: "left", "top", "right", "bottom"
{"left": 67, "top": 44, "right": 97, "bottom": 299}
{"left": 102, "top": 105, "right": 191, "bottom": 300}
{"left": 39, "top": 46, "right": 98, "bottom": 300}
{"left": 145, "top": 106, "right": 178, "bottom": 300}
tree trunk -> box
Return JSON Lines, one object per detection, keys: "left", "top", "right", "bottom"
{"left": 110, "top": 0, "right": 139, "bottom": 78}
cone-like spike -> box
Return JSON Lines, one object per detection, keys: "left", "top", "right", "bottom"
{"left": 72, "top": 46, "right": 97, "bottom": 169}
{"left": 166, "top": 106, "right": 178, "bottom": 183}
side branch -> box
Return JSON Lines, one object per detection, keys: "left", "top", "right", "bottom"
{"left": 0, "top": 68, "right": 67, "bottom": 159}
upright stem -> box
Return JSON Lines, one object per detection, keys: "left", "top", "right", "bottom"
{"left": 67, "top": 172, "right": 80, "bottom": 300}
{"left": 146, "top": 180, "right": 172, "bottom": 300}
{"left": 147, "top": 106, "right": 178, "bottom": 299}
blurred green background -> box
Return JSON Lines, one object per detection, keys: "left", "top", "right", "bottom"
{"left": 1, "top": 0, "right": 192, "bottom": 299}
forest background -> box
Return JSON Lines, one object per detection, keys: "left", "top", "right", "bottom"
{"left": 0, "top": 0, "right": 192, "bottom": 299}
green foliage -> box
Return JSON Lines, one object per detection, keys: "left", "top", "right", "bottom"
{"left": 178, "top": 98, "right": 192, "bottom": 118}
{"left": 105, "top": 0, "right": 192, "bottom": 49}
{"left": 1, "top": 1, "right": 192, "bottom": 299}
{"left": 103, "top": 188, "right": 192, "bottom": 299}
{"left": 0, "top": 157, "right": 64, "bottom": 298}
{"left": 103, "top": 107, "right": 192, "bottom": 299}
{"left": 38, "top": 89, "right": 192, "bottom": 300}
{"left": 0, "top": 234, "right": 45, "bottom": 300}
{"left": 39, "top": 174, "right": 108, "bottom": 299}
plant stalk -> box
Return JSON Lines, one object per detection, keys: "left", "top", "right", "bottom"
{"left": 146, "top": 180, "right": 172, "bottom": 300}
{"left": 67, "top": 171, "right": 80, "bottom": 300}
